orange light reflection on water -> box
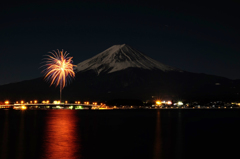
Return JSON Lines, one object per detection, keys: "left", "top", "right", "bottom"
{"left": 153, "top": 110, "right": 162, "bottom": 159}
{"left": 41, "top": 110, "right": 81, "bottom": 159}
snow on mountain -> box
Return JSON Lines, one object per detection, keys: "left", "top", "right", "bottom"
{"left": 76, "top": 44, "right": 180, "bottom": 74}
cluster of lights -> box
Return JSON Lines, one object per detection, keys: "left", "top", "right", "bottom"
{"left": 29, "top": 100, "right": 38, "bottom": 104}
{"left": 3, "top": 99, "right": 240, "bottom": 110}
{"left": 53, "top": 100, "right": 61, "bottom": 104}
{"left": 155, "top": 100, "right": 172, "bottom": 105}
{"left": 2, "top": 100, "right": 106, "bottom": 106}
{"left": 15, "top": 100, "right": 38, "bottom": 104}
{"left": 2, "top": 100, "right": 103, "bottom": 106}
{"left": 42, "top": 100, "right": 50, "bottom": 104}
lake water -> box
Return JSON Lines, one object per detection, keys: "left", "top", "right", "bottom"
{"left": 0, "top": 109, "right": 239, "bottom": 159}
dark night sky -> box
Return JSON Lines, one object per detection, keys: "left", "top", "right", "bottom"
{"left": 0, "top": 0, "right": 239, "bottom": 85}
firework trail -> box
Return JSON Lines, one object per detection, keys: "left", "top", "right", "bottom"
{"left": 42, "top": 49, "right": 76, "bottom": 101}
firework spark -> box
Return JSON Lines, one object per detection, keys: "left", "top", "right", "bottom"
{"left": 42, "top": 49, "right": 76, "bottom": 91}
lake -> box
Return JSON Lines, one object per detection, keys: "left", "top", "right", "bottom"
{"left": 0, "top": 109, "right": 239, "bottom": 159}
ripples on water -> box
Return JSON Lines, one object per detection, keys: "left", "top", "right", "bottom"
{"left": 41, "top": 111, "right": 81, "bottom": 159}
{"left": 0, "top": 109, "right": 239, "bottom": 159}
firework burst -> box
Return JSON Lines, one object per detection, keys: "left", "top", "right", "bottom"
{"left": 42, "top": 49, "right": 76, "bottom": 101}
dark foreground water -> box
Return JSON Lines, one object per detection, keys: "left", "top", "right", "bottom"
{"left": 0, "top": 109, "right": 240, "bottom": 159}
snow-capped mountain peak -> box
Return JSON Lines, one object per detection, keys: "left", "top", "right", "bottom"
{"left": 76, "top": 44, "right": 180, "bottom": 74}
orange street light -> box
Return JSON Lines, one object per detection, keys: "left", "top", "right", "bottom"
{"left": 21, "top": 105, "right": 27, "bottom": 110}
{"left": 156, "top": 100, "right": 161, "bottom": 105}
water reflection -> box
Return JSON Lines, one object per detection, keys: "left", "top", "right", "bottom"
{"left": 0, "top": 111, "right": 9, "bottom": 159}
{"left": 28, "top": 111, "right": 38, "bottom": 158}
{"left": 153, "top": 110, "right": 185, "bottom": 159}
{"left": 0, "top": 109, "right": 237, "bottom": 159}
{"left": 41, "top": 110, "right": 81, "bottom": 159}
{"left": 175, "top": 110, "right": 184, "bottom": 159}
{"left": 153, "top": 110, "right": 162, "bottom": 159}
{"left": 16, "top": 111, "right": 25, "bottom": 159}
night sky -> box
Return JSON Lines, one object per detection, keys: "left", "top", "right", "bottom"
{"left": 1, "top": 0, "right": 239, "bottom": 85}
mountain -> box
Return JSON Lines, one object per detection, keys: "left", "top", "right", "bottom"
{"left": 76, "top": 44, "right": 180, "bottom": 74}
{"left": 0, "top": 44, "right": 240, "bottom": 104}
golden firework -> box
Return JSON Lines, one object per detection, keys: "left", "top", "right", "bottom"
{"left": 42, "top": 49, "right": 76, "bottom": 101}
